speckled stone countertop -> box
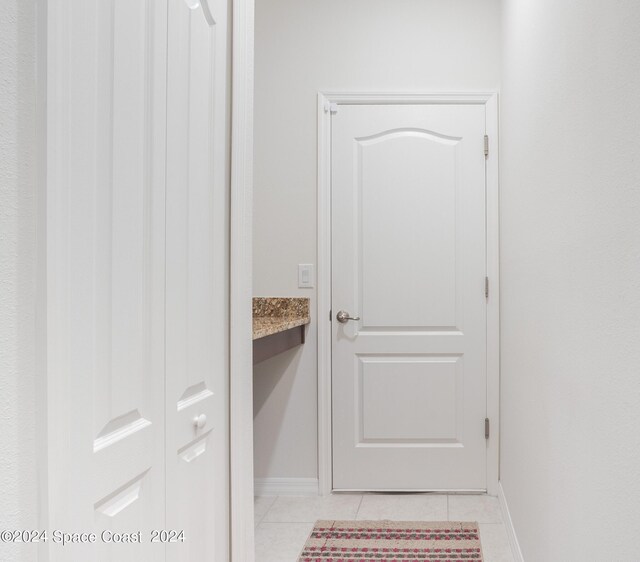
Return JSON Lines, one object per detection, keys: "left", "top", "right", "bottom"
{"left": 253, "top": 297, "right": 310, "bottom": 340}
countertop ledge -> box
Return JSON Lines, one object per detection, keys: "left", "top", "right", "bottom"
{"left": 252, "top": 297, "right": 310, "bottom": 340}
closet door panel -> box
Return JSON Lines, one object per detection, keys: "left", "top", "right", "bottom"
{"left": 165, "top": 0, "right": 230, "bottom": 559}
{"left": 47, "top": 1, "right": 168, "bottom": 560}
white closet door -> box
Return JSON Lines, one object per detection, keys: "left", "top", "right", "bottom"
{"left": 165, "top": 0, "right": 230, "bottom": 560}
{"left": 46, "top": 1, "right": 168, "bottom": 560}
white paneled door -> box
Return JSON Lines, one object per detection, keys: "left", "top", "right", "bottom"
{"left": 165, "top": 0, "right": 229, "bottom": 560}
{"left": 46, "top": 1, "right": 229, "bottom": 560}
{"left": 331, "top": 104, "right": 488, "bottom": 490}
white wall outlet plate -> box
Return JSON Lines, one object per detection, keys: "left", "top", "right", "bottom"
{"left": 298, "top": 264, "right": 315, "bottom": 288}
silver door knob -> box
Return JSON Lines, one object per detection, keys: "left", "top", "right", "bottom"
{"left": 336, "top": 310, "right": 360, "bottom": 323}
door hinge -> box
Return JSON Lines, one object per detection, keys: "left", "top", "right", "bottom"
{"left": 485, "top": 418, "right": 490, "bottom": 439}
{"left": 484, "top": 135, "right": 489, "bottom": 158}
{"left": 485, "top": 276, "right": 489, "bottom": 299}
{"left": 329, "top": 309, "right": 332, "bottom": 321}
{"left": 324, "top": 101, "right": 339, "bottom": 114}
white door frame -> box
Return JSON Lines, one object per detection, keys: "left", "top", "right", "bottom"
{"left": 316, "top": 92, "right": 500, "bottom": 497}
{"left": 229, "top": 0, "right": 255, "bottom": 559}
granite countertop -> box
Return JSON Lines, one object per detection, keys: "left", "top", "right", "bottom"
{"left": 252, "top": 297, "right": 310, "bottom": 340}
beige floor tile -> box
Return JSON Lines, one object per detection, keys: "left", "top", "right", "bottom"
{"left": 254, "top": 496, "right": 278, "bottom": 527}
{"left": 448, "top": 494, "right": 503, "bottom": 523}
{"left": 255, "top": 522, "right": 314, "bottom": 562}
{"left": 356, "top": 493, "right": 447, "bottom": 521}
{"left": 479, "top": 523, "right": 514, "bottom": 562}
{"left": 263, "top": 494, "right": 362, "bottom": 523}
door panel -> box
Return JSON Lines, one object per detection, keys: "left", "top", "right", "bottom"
{"left": 165, "top": 0, "right": 229, "bottom": 560}
{"left": 358, "top": 355, "right": 462, "bottom": 443}
{"left": 332, "top": 104, "right": 487, "bottom": 491}
{"left": 358, "top": 130, "right": 459, "bottom": 330}
{"left": 47, "top": 1, "right": 168, "bottom": 559}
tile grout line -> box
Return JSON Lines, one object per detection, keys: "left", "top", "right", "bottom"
{"left": 256, "top": 495, "right": 278, "bottom": 527}
{"left": 354, "top": 495, "right": 364, "bottom": 520}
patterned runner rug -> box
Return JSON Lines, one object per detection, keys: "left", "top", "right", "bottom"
{"left": 298, "top": 520, "right": 483, "bottom": 561}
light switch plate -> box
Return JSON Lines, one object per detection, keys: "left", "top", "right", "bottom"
{"left": 298, "top": 264, "right": 315, "bottom": 288}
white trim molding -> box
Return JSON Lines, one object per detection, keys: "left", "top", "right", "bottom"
{"left": 254, "top": 478, "right": 319, "bottom": 497}
{"left": 485, "top": 92, "right": 500, "bottom": 496}
{"left": 316, "top": 94, "right": 333, "bottom": 497}
{"left": 498, "top": 482, "right": 525, "bottom": 562}
{"left": 317, "top": 92, "right": 501, "bottom": 496}
{"left": 229, "top": 0, "right": 255, "bottom": 558}
{"left": 319, "top": 92, "right": 498, "bottom": 105}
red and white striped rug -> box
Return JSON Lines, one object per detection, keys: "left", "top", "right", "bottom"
{"left": 298, "top": 520, "right": 483, "bottom": 561}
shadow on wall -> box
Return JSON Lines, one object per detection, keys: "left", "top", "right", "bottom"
{"left": 253, "top": 348, "right": 303, "bottom": 418}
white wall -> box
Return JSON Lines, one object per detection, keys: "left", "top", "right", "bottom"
{"left": 500, "top": 1, "right": 640, "bottom": 559}
{"left": 253, "top": 0, "right": 501, "bottom": 482}
{"left": 0, "top": 1, "right": 38, "bottom": 561}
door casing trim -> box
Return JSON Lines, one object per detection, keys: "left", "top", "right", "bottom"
{"left": 230, "top": 0, "right": 255, "bottom": 557}
{"left": 316, "top": 92, "right": 500, "bottom": 496}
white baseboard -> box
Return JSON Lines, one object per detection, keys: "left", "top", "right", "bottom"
{"left": 498, "top": 482, "right": 524, "bottom": 562}
{"left": 254, "top": 478, "right": 319, "bottom": 497}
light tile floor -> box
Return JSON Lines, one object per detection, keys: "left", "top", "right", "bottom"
{"left": 255, "top": 493, "right": 514, "bottom": 562}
